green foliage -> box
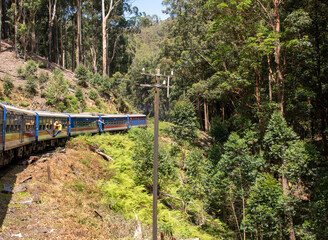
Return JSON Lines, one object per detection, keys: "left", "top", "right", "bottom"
{"left": 38, "top": 72, "right": 49, "bottom": 84}
{"left": 3, "top": 74, "right": 14, "bottom": 96}
{"left": 95, "top": 99, "right": 108, "bottom": 111}
{"left": 74, "top": 64, "right": 89, "bottom": 87}
{"left": 243, "top": 174, "right": 286, "bottom": 239}
{"left": 38, "top": 62, "right": 47, "bottom": 69}
{"left": 262, "top": 112, "right": 313, "bottom": 183}
{"left": 170, "top": 97, "right": 198, "bottom": 144}
{"left": 19, "top": 102, "right": 29, "bottom": 107}
{"left": 57, "top": 102, "right": 66, "bottom": 112}
{"left": 44, "top": 69, "right": 69, "bottom": 106}
{"left": 183, "top": 149, "right": 212, "bottom": 201}
{"left": 24, "top": 75, "right": 38, "bottom": 96}
{"left": 70, "top": 130, "right": 221, "bottom": 239}
{"left": 24, "top": 60, "right": 38, "bottom": 76}
{"left": 89, "top": 89, "right": 98, "bottom": 101}
{"left": 131, "top": 128, "right": 176, "bottom": 189}
{"left": 75, "top": 88, "right": 84, "bottom": 102}
{"left": 89, "top": 73, "right": 103, "bottom": 86}
{"left": 16, "top": 66, "right": 23, "bottom": 76}
{"left": 64, "top": 95, "right": 79, "bottom": 113}
{"left": 209, "top": 117, "right": 229, "bottom": 144}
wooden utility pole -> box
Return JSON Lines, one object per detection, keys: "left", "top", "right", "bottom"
{"left": 140, "top": 69, "right": 174, "bottom": 240}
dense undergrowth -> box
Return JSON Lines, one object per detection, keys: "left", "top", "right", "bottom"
{"left": 69, "top": 123, "right": 229, "bottom": 239}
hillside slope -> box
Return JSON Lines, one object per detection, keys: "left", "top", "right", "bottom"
{"left": 0, "top": 142, "right": 143, "bottom": 239}
{"left": 0, "top": 40, "right": 126, "bottom": 113}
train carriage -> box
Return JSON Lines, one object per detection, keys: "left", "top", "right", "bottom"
{"left": 35, "top": 111, "right": 69, "bottom": 142}
{"left": 128, "top": 114, "right": 147, "bottom": 128}
{"left": 69, "top": 114, "right": 100, "bottom": 136}
{"left": 101, "top": 114, "right": 128, "bottom": 132}
{"left": 0, "top": 103, "right": 147, "bottom": 168}
{"left": 3, "top": 105, "right": 37, "bottom": 151}
{"left": 0, "top": 104, "right": 37, "bottom": 167}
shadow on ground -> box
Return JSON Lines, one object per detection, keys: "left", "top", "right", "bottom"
{"left": 0, "top": 160, "right": 27, "bottom": 231}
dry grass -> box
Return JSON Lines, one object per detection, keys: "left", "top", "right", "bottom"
{"left": 0, "top": 140, "right": 149, "bottom": 239}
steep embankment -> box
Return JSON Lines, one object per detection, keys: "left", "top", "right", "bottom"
{"left": 0, "top": 138, "right": 144, "bottom": 239}
{"left": 0, "top": 40, "right": 119, "bottom": 113}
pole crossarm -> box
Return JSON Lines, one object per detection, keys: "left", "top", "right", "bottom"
{"left": 140, "top": 84, "right": 174, "bottom": 88}
{"left": 140, "top": 73, "right": 176, "bottom": 78}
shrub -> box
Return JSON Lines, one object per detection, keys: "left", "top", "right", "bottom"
{"left": 24, "top": 75, "right": 38, "bottom": 96}
{"left": 74, "top": 64, "right": 89, "bottom": 87}
{"left": 170, "top": 96, "right": 198, "bottom": 144}
{"left": 45, "top": 69, "right": 69, "bottom": 106}
{"left": 38, "top": 72, "right": 49, "bottom": 84}
{"left": 90, "top": 73, "right": 102, "bottom": 86}
{"left": 57, "top": 102, "right": 66, "bottom": 112}
{"left": 64, "top": 95, "right": 79, "bottom": 113}
{"left": 19, "top": 102, "right": 30, "bottom": 107}
{"left": 209, "top": 116, "right": 229, "bottom": 144}
{"left": 17, "top": 65, "right": 24, "bottom": 76}
{"left": 89, "top": 89, "right": 98, "bottom": 101}
{"left": 3, "top": 74, "right": 14, "bottom": 96}
{"left": 24, "top": 60, "right": 38, "bottom": 77}
{"left": 38, "top": 61, "right": 46, "bottom": 68}
{"left": 75, "top": 88, "right": 84, "bottom": 102}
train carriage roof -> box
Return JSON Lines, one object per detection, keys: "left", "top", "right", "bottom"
{"left": 1, "top": 103, "right": 36, "bottom": 116}
{"left": 101, "top": 114, "right": 128, "bottom": 118}
{"left": 34, "top": 111, "right": 69, "bottom": 118}
{"left": 128, "top": 114, "right": 146, "bottom": 117}
{"left": 68, "top": 113, "right": 99, "bottom": 118}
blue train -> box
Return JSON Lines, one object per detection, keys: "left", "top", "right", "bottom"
{"left": 0, "top": 103, "right": 146, "bottom": 168}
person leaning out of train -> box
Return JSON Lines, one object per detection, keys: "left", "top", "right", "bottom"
{"left": 96, "top": 119, "right": 105, "bottom": 134}
{"left": 53, "top": 121, "right": 62, "bottom": 137}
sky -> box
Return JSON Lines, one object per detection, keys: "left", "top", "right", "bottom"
{"left": 131, "top": 0, "right": 169, "bottom": 20}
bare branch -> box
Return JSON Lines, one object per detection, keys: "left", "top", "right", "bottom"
{"left": 105, "top": 0, "right": 121, "bottom": 21}
{"left": 256, "top": 0, "right": 274, "bottom": 29}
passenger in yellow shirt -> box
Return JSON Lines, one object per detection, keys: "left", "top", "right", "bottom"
{"left": 53, "top": 121, "right": 62, "bottom": 137}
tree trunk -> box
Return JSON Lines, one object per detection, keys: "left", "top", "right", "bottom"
{"left": 91, "top": 36, "right": 97, "bottom": 73}
{"left": 273, "top": 0, "right": 284, "bottom": 116}
{"left": 71, "top": 26, "right": 75, "bottom": 70}
{"left": 102, "top": 0, "right": 121, "bottom": 76}
{"left": 54, "top": 15, "right": 59, "bottom": 64}
{"left": 30, "top": 11, "right": 36, "bottom": 54}
{"left": 314, "top": 0, "right": 328, "bottom": 159}
{"left": 48, "top": 0, "right": 58, "bottom": 62}
{"left": 2, "top": 0, "right": 7, "bottom": 39}
{"left": 60, "top": 19, "right": 64, "bottom": 67}
{"left": 14, "top": 0, "right": 20, "bottom": 58}
{"left": 76, "top": 0, "right": 81, "bottom": 66}
{"left": 64, "top": 19, "right": 68, "bottom": 68}
{"left": 102, "top": 0, "right": 107, "bottom": 76}
{"left": 197, "top": 96, "right": 204, "bottom": 130}
{"left": 229, "top": 187, "right": 243, "bottom": 240}
{"left": 48, "top": 2, "right": 52, "bottom": 61}
{"left": 22, "top": 6, "right": 27, "bottom": 61}
{"left": 254, "top": 66, "right": 262, "bottom": 129}
{"left": 108, "top": 33, "right": 121, "bottom": 75}
{"left": 267, "top": 55, "right": 274, "bottom": 102}
{"left": 204, "top": 99, "right": 210, "bottom": 132}
{"left": 91, "top": 0, "right": 97, "bottom": 73}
